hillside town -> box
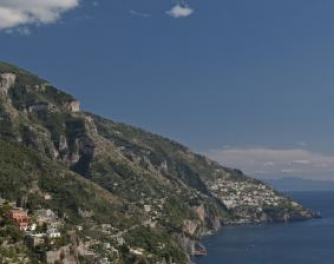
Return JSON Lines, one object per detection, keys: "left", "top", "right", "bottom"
{"left": 208, "top": 176, "right": 305, "bottom": 223}
{"left": 0, "top": 195, "right": 179, "bottom": 263}
{"left": 0, "top": 196, "right": 68, "bottom": 263}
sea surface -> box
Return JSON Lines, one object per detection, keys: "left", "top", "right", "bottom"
{"left": 195, "top": 191, "right": 334, "bottom": 264}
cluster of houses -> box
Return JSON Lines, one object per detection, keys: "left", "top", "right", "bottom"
{"left": 2, "top": 200, "right": 63, "bottom": 249}
{"left": 209, "top": 178, "right": 284, "bottom": 210}
{"left": 26, "top": 209, "right": 62, "bottom": 248}
{"left": 139, "top": 197, "right": 167, "bottom": 229}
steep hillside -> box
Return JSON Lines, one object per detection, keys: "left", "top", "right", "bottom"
{"left": 0, "top": 62, "right": 316, "bottom": 263}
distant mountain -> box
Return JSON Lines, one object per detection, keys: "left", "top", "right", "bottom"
{"left": 0, "top": 62, "right": 316, "bottom": 263}
{"left": 265, "top": 177, "right": 334, "bottom": 192}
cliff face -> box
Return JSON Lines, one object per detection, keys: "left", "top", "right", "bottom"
{"left": 0, "top": 62, "right": 316, "bottom": 263}
{"left": 0, "top": 73, "right": 16, "bottom": 96}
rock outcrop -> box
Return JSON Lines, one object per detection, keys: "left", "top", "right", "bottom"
{"left": 0, "top": 73, "right": 16, "bottom": 97}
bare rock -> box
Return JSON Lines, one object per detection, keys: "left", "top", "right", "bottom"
{"left": 0, "top": 73, "right": 16, "bottom": 96}
{"left": 183, "top": 220, "right": 198, "bottom": 235}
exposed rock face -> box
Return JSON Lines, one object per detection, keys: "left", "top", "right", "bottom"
{"left": 71, "top": 137, "right": 95, "bottom": 176}
{"left": 0, "top": 73, "right": 16, "bottom": 96}
{"left": 46, "top": 245, "right": 78, "bottom": 264}
{"left": 194, "top": 205, "right": 205, "bottom": 222}
{"left": 183, "top": 220, "right": 198, "bottom": 235}
{"left": 59, "top": 135, "right": 68, "bottom": 152}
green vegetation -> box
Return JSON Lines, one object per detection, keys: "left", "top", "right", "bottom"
{"left": 124, "top": 226, "right": 188, "bottom": 263}
{"left": 0, "top": 62, "right": 315, "bottom": 263}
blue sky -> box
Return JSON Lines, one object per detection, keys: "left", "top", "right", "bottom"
{"left": 1, "top": 0, "right": 334, "bottom": 180}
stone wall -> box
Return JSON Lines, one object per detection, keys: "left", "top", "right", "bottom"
{"left": 65, "top": 100, "right": 80, "bottom": 112}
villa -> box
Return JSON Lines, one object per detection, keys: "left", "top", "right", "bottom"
{"left": 8, "top": 209, "right": 29, "bottom": 231}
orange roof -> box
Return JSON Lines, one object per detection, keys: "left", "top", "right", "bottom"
{"left": 9, "top": 210, "right": 29, "bottom": 221}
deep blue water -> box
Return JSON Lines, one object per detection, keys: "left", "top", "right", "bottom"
{"left": 196, "top": 191, "right": 334, "bottom": 264}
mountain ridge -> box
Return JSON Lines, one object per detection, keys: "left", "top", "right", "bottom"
{"left": 0, "top": 62, "right": 316, "bottom": 263}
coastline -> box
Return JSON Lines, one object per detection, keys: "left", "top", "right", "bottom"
{"left": 191, "top": 210, "right": 320, "bottom": 263}
{"left": 191, "top": 191, "right": 334, "bottom": 264}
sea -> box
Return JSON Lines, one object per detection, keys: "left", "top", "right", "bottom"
{"left": 195, "top": 191, "right": 334, "bottom": 264}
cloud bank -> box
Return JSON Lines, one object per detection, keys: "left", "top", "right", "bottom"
{"left": 166, "top": 4, "right": 193, "bottom": 18}
{"left": 0, "top": 0, "right": 79, "bottom": 30}
{"left": 206, "top": 147, "right": 334, "bottom": 181}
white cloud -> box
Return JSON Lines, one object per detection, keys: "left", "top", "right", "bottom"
{"left": 166, "top": 4, "right": 194, "bottom": 18}
{"left": 206, "top": 147, "right": 334, "bottom": 181}
{"left": 0, "top": 0, "right": 79, "bottom": 31}
{"left": 129, "top": 10, "right": 150, "bottom": 18}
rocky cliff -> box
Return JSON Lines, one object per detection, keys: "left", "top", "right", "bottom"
{"left": 0, "top": 62, "right": 316, "bottom": 263}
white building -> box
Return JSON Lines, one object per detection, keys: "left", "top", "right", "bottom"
{"left": 47, "top": 228, "right": 61, "bottom": 239}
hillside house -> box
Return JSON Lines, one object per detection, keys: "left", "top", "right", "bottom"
{"left": 8, "top": 209, "right": 29, "bottom": 231}
{"left": 47, "top": 228, "right": 61, "bottom": 239}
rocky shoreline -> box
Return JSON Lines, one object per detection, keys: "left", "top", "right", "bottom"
{"left": 190, "top": 204, "right": 320, "bottom": 263}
